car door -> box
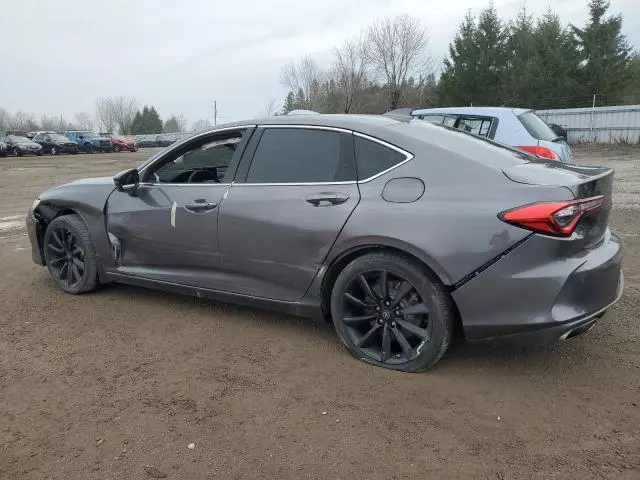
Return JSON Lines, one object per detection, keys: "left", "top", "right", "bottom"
{"left": 104, "top": 127, "right": 253, "bottom": 289}
{"left": 217, "top": 125, "right": 360, "bottom": 302}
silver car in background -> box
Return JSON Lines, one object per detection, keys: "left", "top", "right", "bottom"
{"left": 412, "top": 107, "right": 573, "bottom": 163}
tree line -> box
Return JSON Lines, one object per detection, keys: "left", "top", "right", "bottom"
{"left": 0, "top": 97, "right": 197, "bottom": 135}
{"left": 279, "top": 0, "right": 639, "bottom": 115}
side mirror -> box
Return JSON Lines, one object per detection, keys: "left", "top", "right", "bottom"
{"left": 113, "top": 168, "right": 139, "bottom": 194}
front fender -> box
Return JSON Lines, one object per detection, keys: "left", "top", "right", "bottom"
{"left": 34, "top": 181, "right": 117, "bottom": 278}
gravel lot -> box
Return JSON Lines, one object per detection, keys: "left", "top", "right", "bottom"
{"left": 1, "top": 146, "right": 639, "bottom": 479}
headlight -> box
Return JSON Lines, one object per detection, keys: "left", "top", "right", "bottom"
{"left": 30, "top": 198, "right": 40, "bottom": 212}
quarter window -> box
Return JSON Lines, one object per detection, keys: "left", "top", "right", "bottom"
{"left": 456, "top": 117, "right": 494, "bottom": 137}
{"left": 246, "top": 128, "right": 352, "bottom": 183}
{"left": 354, "top": 136, "right": 407, "bottom": 181}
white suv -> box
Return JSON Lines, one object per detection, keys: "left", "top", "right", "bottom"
{"left": 411, "top": 107, "right": 573, "bottom": 164}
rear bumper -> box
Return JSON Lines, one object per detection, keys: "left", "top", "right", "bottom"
{"left": 453, "top": 230, "right": 623, "bottom": 344}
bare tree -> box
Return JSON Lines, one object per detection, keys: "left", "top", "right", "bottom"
{"left": 191, "top": 119, "right": 212, "bottom": 132}
{"left": 261, "top": 98, "right": 279, "bottom": 116}
{"left": 280, "top": 55, "right": 325, "bottom": 110}
{"left": 0, "top": 108, "right": 10, "bottom": 130}
{"left": 9, "top": 111, "right": 38, "bottom": 131}
{"left": 95, "top": 97, "right": 116, "bottom": 133}
{"left": 332, "top": 36, "right": 369, "bottom": 113}
{"left": 366, "top": 15, "right": 429, "bottom": 110}
{"left": 75, "top": 112, "right": 94, "bottom": 131}
{"left": 40, "top": 114, "right": 59, "bottom": 131}
{"left": 111, "top": 96, "right": 138, "bottom": 134}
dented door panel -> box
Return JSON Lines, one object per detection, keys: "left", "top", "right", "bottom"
{"left": 105, "top": 184, "right": 228, "bottom": 288}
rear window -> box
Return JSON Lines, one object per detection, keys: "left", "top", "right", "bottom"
{"left": 518, "top": 111, "right": 557, "bottom": 141}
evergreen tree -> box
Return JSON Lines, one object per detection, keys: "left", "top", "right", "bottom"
{"left": 473, "top": 2, "right": 508, "bottom": 105}
{"left": 130, "top": 106, "right": 163, "bottom": 134}
{"left": 532, "top": 10, "right": 582, "bottom": 108}
{"left": 503, "top": 5, "right": 537, "bottom": 107}
{"left": 147, "top": 107, "right": 163, "bottom": 133}
{"left": 572, "top": 0, "right": 632, "bottom": 105}
{"left": 438, "top": 11, "right": 480, "bottom": 105}
{"left": 281, "top": 91, "right": 296, "bottom": 114}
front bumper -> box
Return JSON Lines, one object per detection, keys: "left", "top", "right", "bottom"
{"left": 26, "top": 211, "right": 45, "bottom": 265}
{"left": 452, "top": 230, "right": 623, "bottom": 344}
{"left": 18, "top": 148, "right": 42, "bottom": 156}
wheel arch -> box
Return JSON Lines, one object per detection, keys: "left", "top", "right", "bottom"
{"left": 319, "top": 239, "right": 454, "bottom": 312}
{"left": 34, "top": 201, "right": 109, "bottom": 282}
{"left": 318, "top": 242, "right": 465, "bottom": 340}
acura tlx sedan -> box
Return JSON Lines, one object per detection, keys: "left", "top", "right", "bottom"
{"left": 26, "top": 115, "right": 623, "bottom": 372}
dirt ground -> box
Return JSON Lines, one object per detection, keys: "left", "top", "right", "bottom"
{"left": 1, "top": 146, "right": 639, "bottom": 480}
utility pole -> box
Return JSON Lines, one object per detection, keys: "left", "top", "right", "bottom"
{"left": 213, "top": 101, "right": 217, "bottom": 126}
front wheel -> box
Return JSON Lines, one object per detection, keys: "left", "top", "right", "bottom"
{"left": 43, "top": 215, "right": 99, "bottom": 294}
{"left": 330, "top": 252, "right": 455, "bottom": 372}
{"left": 51, "top": 146, "right": 58, "bottom": 155}
{"left": 84, "top": 143, "right": 93, "bottom": 154}
{"left": 16, "top": 148, "right": 23, "bottom": 157}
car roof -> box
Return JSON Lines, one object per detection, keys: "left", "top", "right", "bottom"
{"left": 217, "top": 114, "right": 406, "bottom": 132}
{"left": 412, "top": 106, "right": 530, "bottom": 117}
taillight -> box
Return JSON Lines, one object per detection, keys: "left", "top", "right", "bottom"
{"left": 499, "top": 196, "right": 604, "bottom": 236}
{"left": 516, "top": 145, "right": 560, "bottom": 161}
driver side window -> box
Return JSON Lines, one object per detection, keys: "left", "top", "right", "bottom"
{"left": 148, "top": 130, "right": 245, "bottom": 184}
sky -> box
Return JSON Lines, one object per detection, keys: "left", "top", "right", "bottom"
{"left": 0, "top": 0, "right": 638, "bottom": 127}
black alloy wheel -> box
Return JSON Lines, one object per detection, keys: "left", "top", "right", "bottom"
{"left": 46, "top": 225, "right": 86, "bottom": 288}
{"left": 43, "top": 215, "right": 98, "bottom": 294}
{"left": 331, "top": 253, "right": 454, "bottom": 372}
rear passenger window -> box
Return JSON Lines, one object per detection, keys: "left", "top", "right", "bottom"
{"left": 457, "top": 117, "right": 493, "bottom": 137}
{"left": 246, "top": 128, "right": 353, "bottom": 183}
{"left": 354, "top": 136, "right": 408, "bottom": 180}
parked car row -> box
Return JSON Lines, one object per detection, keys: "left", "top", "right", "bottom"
{"left": 132, "top": 133, "right": 190, "bottom": 148}
{"left": 0, "top": 130, "right": 141, "bottom": 157}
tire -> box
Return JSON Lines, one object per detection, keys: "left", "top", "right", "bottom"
{"left": 43, "top": 214, "right": 99, "bottom": 294}
{"left": 84, "top": 143, "right": 93, "bottom": 154}
{"left": 330, "top": 252, "right": 454, "bottom": 372}
{"left": 16, "top": 148, "right": 23, "bottom": 157}
{"left": 113, "top": 144, "right": 120, "bottom": 153}
{"left": 51, "top": 146, "right": 58, "bottom": 155}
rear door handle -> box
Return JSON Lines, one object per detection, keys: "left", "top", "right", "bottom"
{"left": 184, "top": 200, "right": 218, "bottom": 213}
{"left": 305, "top": 192, "right": 350, "bottom": 207}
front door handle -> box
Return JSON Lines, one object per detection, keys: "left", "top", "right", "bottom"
{"left": 184, "top": 200, "right": 218, "bottom": 213}
{"left": 305, "top": 192, "right": 350, "bottom": 207}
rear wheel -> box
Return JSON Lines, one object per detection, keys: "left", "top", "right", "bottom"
{"left": 43, "top": 215, "right": 98, "bottom": 294}
{"left": 331, "top": 252, "right": 454, "bottom": 372}
{"left": 51, "top": 146, "right": 58, "bottom": 155}
{"left": 16, "top": 148, "right": 23, "bottom": 157}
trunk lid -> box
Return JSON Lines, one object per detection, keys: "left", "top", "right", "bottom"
{"left": 503, "top": 161, "right": 614, "bottom": 246}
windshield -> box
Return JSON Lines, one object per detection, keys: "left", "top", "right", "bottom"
{"left": 518, "top": 111, "right": 558, "bottom": 141}
{"left": 9, "top": 136, "right": 30, "bottom": 142}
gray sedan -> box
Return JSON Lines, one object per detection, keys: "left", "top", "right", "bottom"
{"left": 26, "top": 114, "right": 623, "bottom": 372}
